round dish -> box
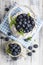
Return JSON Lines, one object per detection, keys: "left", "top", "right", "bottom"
{"left": 8, "top": 6, "right": 37, "bottom": 39}
{"left": 6, "top": 41, "right": 23, "bottom": 57}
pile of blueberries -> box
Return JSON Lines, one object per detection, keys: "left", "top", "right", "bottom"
{"left": 9, "top": 43, "right": 21, "bottom": 56}
{"left": 15, "top": 13, "right": 35, "bottom": 33}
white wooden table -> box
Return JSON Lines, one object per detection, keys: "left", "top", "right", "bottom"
{"left": 0, "top": 0, "right": 43, "bottom": 65}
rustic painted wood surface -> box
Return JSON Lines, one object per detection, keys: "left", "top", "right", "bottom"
{"left": 0, "top": 0, "right": 43, "bottom": 65}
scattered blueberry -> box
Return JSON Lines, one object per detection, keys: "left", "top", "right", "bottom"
{"left": 33, "top": 44, "right": 38, "bottom": 48}
{"left": 0, "top": 36, "right": 4, "bottom": 39}
{"left": 27, "top": 52, "right": 32, "bottom": 56}
{"left": 24, "top": 39, "right": 28, "bottom": 41}
{"left": 7, "top": 32, "right": 11, "bottom": 36}
{"left": 28, "top": 46, "right": 32, "bottom": 50}
{"left": 5, "top": 8, "right": 9, "bottom": 11}
{"left": 4, "top": 37, "right": 9, "bottom": 41}
{"left": 32, "top": 50, "right": 35, "bottom": 53}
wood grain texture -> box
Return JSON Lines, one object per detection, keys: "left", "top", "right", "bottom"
{"left": 0, "top": 0, "right": 43, "bottom": 65}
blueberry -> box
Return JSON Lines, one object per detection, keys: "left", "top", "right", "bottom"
{"left": 24, "top": 39, "right": 28, "bottom": 41}
{"left": 27, "top": 52, "right": 32, "bottom": 56}
{"left": 12, "top": 52, "right": 17, "bottom": 56}
{"left": 32, "top": 50, "right": 35, "bottom": 53}
{"left": 33, "top": 44, "right": 38, "bottom": 48}
{"left": 7, "top": 32, "right": 11, "bottom": 36}
{"left": 17, "top": 47, "right": 21, "bottom": 50}
{"left": 23, "top": 24, "right": 25, "bottom": 28}
{"left": 18, "top": 49, "right": 21, "bottom": 53}
{"left": 23, "top": 18, "right": 27, "bottom": 21}
{"left": 16, "top": 24, "right": 21, "bottom": 31}
{"left": 15, "top": 49, "right": 18, "bottom": 52}
{"left": 28, "top": 46, "right": 32, "bottom": 50}
{"left": 5, "top": 8, "right": 9, "bottom": 11}
{"left": 17, "top": 51, "right": 20, "bottom": 55}
{"left": 19, "top": 14, "right": 23, "bottom": 19}
{"left": 28, "top": 21, "right": 30, "bottom": 24}
{"left": 13, "top": 46, "right": 16, "bottom": 49}
{"left": 31, "top": 21, "right": 35, "bottom": 26}
{"left": 31, "top": 17, "right": 34, "bottom": 21}
{"left": 23, "top": 14, "right": 27, "bottom": 17}
{"left": 4, "top": 37, "right": 9, "bottom": 41}
{"left": 17, "top": 46, "right": 20, "bottom": 49}
{"left": 24, "top": 21, "right": 27, "bottom": 25}
{"left": 19, "top": 21, "right": 22, "bottom": 25}
{"left": 27, "top": 24, "right": 30, "bottom": 28}
{"left": 25, "top": 27, "right": 28, "bottom": 30}
{"left": 20, "top": 19, "right": 23, "bottom": 23}
{"left": 0, "top": 36, "right": 4, "bottom": 39}
{"left": 16, "top": 18, "right": 19, "bottom": 22}
{"left": 9, "top": 44, "right": 14, "bottom": 48}
{"left": 29, "top": 26, "right": 33, "bottom": 31}
{"left": 16, "top": 25, "right": 20, "bottom": 28}
{"left": 14, "top": 44, "right": 18, "bottom": 48}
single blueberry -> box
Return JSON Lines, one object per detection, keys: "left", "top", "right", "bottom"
{"left": 28, "top": 21, "right": 30, "bottom": 24}
{"left": 15, "top": 49, "right": 18, "bottom": 52}
{"left": 28, "top": 46, "right": 32, "bottom": 50}
{"left": 32, "top": 50, "right": 35, "bottom": 53}
{"left": 23, "top": 24, "right": 25, "bottom": 28}
{"left": 5, "top": 8, "right": 9, "bottom": 11}
{"left": 24, "top": 39, "right": 28, "bottom": 41}
{"left": 17, "top": 46, "right": 21, "bottom": 50}
{"left": 0, "top": 36, "right": 4, "bottom": 39}
{"left": 12, "top": 44, "right": 16, "bottom": 47}
{"left": 31, "top": 21, "right": 35, "bottom": 26}
{"left": 29, "top": 26, "right": 33, "bottom": 31}
{"left": 16, "top": 18, "right": 19, "bottom": 22}
{"left": 23, "top": 18, "right": 27, "bottom": 21}
{"left": 23, "top": 14, "right": 27, "bottom": 17}
{"left": 33, "top": 44, "right": 38, "bottom": 48}
{"left": 9, "top": 44, "right": 14, "bottom": 48}
{"left": 4, "top": 37, "right": 9, "bottom": 41}
{"left": 17, "top": 51, "right": 20, "bottom": 55}
{"left": 24, "top": 21, "right": 27, "bottom": 25}
{"left": 27, "top": 52, "right": 32, "bottom": 56}
{"left": 18, "top": 49, "right": 21, "bottom": 53}
{"left": 19, "top": 21, "right": 22, "bottom": 25}
{"left": 7, "top": 32, "right": 11, "bottom": 36}
{"left": 19, "top": 14, "right": 23, "bottom": 19}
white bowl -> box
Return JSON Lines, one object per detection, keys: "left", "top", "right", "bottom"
{"left": 6, "top": 41, "right": 24, "bottom": 57}
{"left": 8, "top": 5, "right": 37, "bottom": 39}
